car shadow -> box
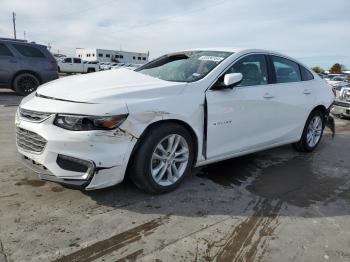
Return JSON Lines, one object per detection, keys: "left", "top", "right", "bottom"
{"left": 0, "top": 89, "right": 23, "bottom": 106}
{"left": 85, "top": 132, "right": 350, "bottom": 218}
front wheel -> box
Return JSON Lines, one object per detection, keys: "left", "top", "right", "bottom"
{"left": 293, "top": 110, "right": 325, "bottom": 152}
{"left": 129, "top": 123, "right": 194, "bottom": 194}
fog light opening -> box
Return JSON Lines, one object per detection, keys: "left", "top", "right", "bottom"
{"left": 56, "top": 154, "right": 95, "bottom": 174}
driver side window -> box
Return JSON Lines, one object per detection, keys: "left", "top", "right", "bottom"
{"left": 226, "top": 54, "right": 268, "bottom": 87}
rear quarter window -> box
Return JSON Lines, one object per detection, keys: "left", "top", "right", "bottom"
{"left": 300, "top": 66, "right": 314, "bottom": 81}
{"left": 12, "top": 44, "right": 46, "bottom": 58}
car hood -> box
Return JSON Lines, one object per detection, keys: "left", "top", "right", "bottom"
{"left": 36, "top": 68, "right": 187, "bottom": 103}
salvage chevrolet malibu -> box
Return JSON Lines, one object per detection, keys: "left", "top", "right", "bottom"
{"left": 16, "top": 48, "right": 334, "bottom": 193}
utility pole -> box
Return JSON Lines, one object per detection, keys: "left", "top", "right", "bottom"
{"left": 12, "top": 12, "right": 17, "bottom": 39}
{"left": 23, "top": 31, "right": 26, "bottom": 40}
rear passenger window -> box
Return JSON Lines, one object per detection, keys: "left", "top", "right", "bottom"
{"left": 300, "top": 66, "right": 314, "bottom": 81}
{"left": 0, "top": 44, "right": 13, "bottom": 56}
{"left": 271, "top": 56, "right": 301, "bottom": 83}
{"left": 13, "top": 44, "right": 45, "bottom": 58}
{"left": 73, "top": 58, "right": 81, "bottom": 63}
{"left": 226, "top": 54, "right": 268, "bottom": 87}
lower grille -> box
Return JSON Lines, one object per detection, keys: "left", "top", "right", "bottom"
{"left": 16, "top": 128, "right": 47, "bottom": 153}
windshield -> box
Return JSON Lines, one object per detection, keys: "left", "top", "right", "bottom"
{"left": 136, "top": 51, "right": 233, "bottom": 82}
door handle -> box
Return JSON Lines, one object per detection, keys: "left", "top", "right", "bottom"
{"left": 263, "top": 93, "right": 274, "bottom": 99}
{"left": 303, "top": 89, "right": 311, "bottom": 95}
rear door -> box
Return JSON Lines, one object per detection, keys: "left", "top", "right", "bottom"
{"left": 266, "top": 55, "right": 313, "bottom": 142}
{"left": 0, "top": 43, "right": 19, "bottom": 87}
{"left": 206, "top": 54, "right": 279, "bottom": 159}
{"left": 73, "top": 58, "right": 83, "bottom": 72}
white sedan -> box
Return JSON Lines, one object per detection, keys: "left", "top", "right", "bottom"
{"left": 16, "top": 48, "right": 334, "bottom": 193}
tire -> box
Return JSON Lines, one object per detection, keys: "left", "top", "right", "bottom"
{"left": 13, "top": 73, "right": 40, "bottom": 96}
{"left": 87, "top": 68, "right": 95, "bottom": 73}
{"left": 57, "top": 66, "right": 61, "bottom": 73}
{"left": 293, "top": 110, "right": 325, "bottom": 152}
{"left": 129, "top": 123, "right": 194, "bottom": 194}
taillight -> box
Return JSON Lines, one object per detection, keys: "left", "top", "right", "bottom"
{"left": 50, "top": 61, "right": 58, "bottom": 72}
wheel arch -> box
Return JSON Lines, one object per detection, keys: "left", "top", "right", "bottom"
{"left": 11, "top": 70, "right": 42, "bottom": 87}
{"left": 311, "top": 105, "right": 328, "bottom": 118}
{"left": 126, "top": 119, "right": 200, "bottom": 175}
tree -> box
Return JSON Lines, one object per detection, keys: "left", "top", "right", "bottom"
{"left": 311, "top": 66, "right": 324, "bottom": 74}
{"left": 329, "top": 63, "right": 342, "bottom": 74}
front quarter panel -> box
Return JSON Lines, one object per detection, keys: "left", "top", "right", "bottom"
{"left": 121, "top": 82, "right": 206, "bottom": 163}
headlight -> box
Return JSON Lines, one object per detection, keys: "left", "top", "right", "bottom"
{"left": 54, "top": 114, "right": 128, "bottom": 131}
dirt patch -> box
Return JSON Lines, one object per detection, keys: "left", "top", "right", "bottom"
{"left": 54, "top": 215, "right": 170, "bottom": 262}
{"left": 202, "top": 199, "right": 282, "bottom": 262}
{"left": 15, "top": 178, "right": 46, "bottom": 187}
{"left": 51, "top": 186, "right": 65, "bottom": 192}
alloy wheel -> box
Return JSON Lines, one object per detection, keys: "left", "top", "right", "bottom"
{"left": 306, "top": 115, "right": 323, "bottom": 147}
{"left": 150, "top": 134, "right": 189, "bottom": 186}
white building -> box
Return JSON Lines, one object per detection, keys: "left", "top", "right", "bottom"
{"left": 75, "top": 48, "right": 149, "bottom": 64}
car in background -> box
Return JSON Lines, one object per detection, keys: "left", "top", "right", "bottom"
{"left": 327, "top": 75, "right": 347, "bottom": 86}
{"left": 332, "top": 79, "right": 350, "bottom": 90}
{"left": 0, "top": 37, "right": 58, "bottom": 95}
{"left": 332, "top": 85, "right": 350, "bottom": 118}
{"left": 16, "top": 48, "right": 334, "bottom": 193}
{"left": 105, "top": 63, "right": 119, "bottom": 70}
{"left": 111, "top": 63, "right": 125, "bottom": 70}
{"left": 100, "top": 62, "right": 112, "bottom": 70}
{"left": 84, "top": 61, "right": 100, "bottom": 66}
{"left": 57, "top": 57, "right": 99, "bottom": 74}
{"left": 125, "top": 64, "right": 140, "bottom": 70}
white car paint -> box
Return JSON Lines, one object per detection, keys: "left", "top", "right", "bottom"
{"left": 16, "top": 48, "right": 334, "bottom": 190}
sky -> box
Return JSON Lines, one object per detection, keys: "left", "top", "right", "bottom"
{"left": 0, "top": 0, "right": 349, "bottom": 69}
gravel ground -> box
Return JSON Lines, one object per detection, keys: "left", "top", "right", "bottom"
{"left": 0, "top": 90, "right": 350, "bottom": 262}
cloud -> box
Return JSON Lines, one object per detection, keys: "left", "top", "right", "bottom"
{"left": 0, "top": 0, "right": 349, "bottom": 68}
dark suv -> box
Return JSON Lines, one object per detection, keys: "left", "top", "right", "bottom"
{"left": 0, "top": 38, "right": 58, "bottom": 95}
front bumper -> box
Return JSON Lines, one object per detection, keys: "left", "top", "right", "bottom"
{"left": 16, "top": 114, "right": 137, "bottom": 190}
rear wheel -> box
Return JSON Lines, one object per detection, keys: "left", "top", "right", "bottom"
{"left": 129, "top": 123, "right": 194, "bottom": 194}
{"left": 293, "top": 110, "right": 325, "bottom": 152}
{"left": 13, "top": 73, "right": 40, "bottom": 96}
{"left": 87, "top": 68, "right": 95, "bottom": 73}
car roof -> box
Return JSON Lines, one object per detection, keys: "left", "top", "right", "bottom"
{"left": 0, "top": 38, "right": 46, "bottom": 48}
{"left": 167, "top": 48, "right": 310, "bottom": 69}
{"left": 171, "top": 47, "right": 289, "bottom": 57}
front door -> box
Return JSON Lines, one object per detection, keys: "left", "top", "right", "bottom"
{"left": 206, "top": 54, "right": 278, "bottom": 159}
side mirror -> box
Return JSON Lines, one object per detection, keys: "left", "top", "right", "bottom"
{"left": 224, "top": 73, "right": 243, "bottom": 87}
